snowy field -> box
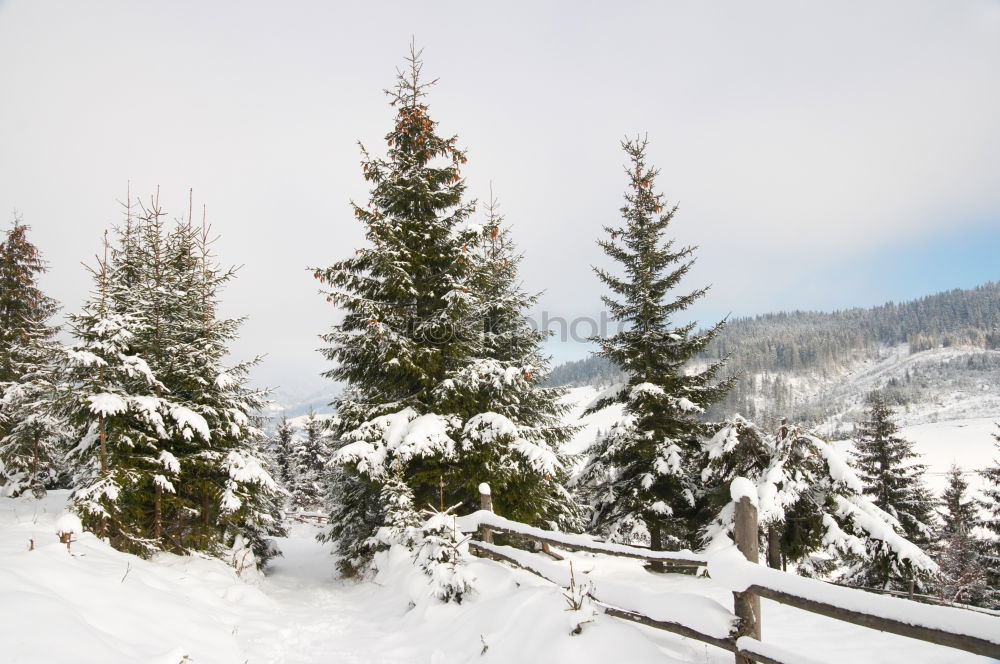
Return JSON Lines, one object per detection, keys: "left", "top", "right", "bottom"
{"left": 901, "top": 418, "right": 999, "bottom": 496}
{"left": 3, "top": 490, "right": 997, "bottom": 664}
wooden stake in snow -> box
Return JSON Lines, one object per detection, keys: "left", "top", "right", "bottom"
{"left": 479, "top": 483, "right": 493, "bottom": 544}
{"left": 55, "top": 513, "right": 83, "bottom": 553}
{"left": 733, "top": 490, "right": 761, "bottom": 664}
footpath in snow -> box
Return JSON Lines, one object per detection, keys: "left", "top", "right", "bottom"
{"left": 2, "top": 491, "right": 997, "bottom": 663}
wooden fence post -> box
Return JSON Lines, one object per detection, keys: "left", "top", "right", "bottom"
{"left": 479, "top": 483, "right": 493, "bottom": 544}
{"left": 734, "top": 495, "right": 761, "bottom": 664}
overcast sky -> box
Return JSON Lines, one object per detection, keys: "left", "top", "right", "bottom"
{"left": 1, "top": 0, "right": 998, "bottom": 401}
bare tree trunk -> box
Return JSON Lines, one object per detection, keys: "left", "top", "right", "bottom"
{"left": 30, "top": 435, "right": 45, "bottom": 498}
{"left": 154, "top": 483, "right": 162, "bottom": 542}
{"left": 647, "top": 521, "right": 665, "bottom": 573}
{"left": 767, "top": 526, "right": 782, "bottom": 569}
{"left": 99, "top": 414, "right": 109, "bottom": 539}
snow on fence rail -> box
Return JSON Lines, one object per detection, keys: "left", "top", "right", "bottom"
{"left": 455, "top": 510, "right": 707, "bottom": 567}
{"left": 468, "top": 539, "right": 738, "bottom": 648}
{"left": 286, "top": 511, "right": 328, "bottom": 525}
{"left": 460, "top": 483, "right": 1000, "bottom": 664}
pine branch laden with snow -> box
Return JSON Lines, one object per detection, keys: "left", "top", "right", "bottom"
{"left": 700, "top": 415, "right": 938, "bottom": 587}
{"left": 412, "top": 505, "right": 476, "bottom": 604}
{"left": 334, "top": 408, "right": 459, "bottom": 480}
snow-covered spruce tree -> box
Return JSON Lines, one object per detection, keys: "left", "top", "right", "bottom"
{"left": 315, "top": 48, "right": 477, "bottom": 576}
{"left": 316, "top": 46, "right": 580, "bottom": 577}
{"left": 373, "top": 466, "right": 422, "bottom": 549}
{"left": 143, "top": 201, "right": 284, "bottom": 566}
{"left": 447, "top": 192, "right": 583, "bottom": 530}
{"left": 414, "top": 504, "right": 476, "bottom": 603}
{"left": 850, "top": 393, "right": 935, "bottom": 587}
{"left": 0, "top": 323, "right": 70, "bottom": 499}
{"left": 575, "top": 136, "right": 733, "bottom": 553}
{"left": 700, "top": 417, "right": 938, "bottom": 587}
{"left": 938, "top": 465, "right": 979, "bottom": 542}
{"left": 981, "top": 424, "right": 1000, "bottom": 606}
{"left": 269, "top": 414, "right": 297, "bottom": 490}
{"left": 65, "top": 195, "right": 283, "bottom": 565}
{"left": 0, "top": 219, "right": 70, "bottom": 497}
{"left": 932, "top": 466, "right": 988, "bottom": 606}
{"left": 62, "top": 229, "right": 181, "bottom": 554}
{"left": 0, "top": 218, "right": 56, "bottom": 388}
{"left": 290, "top": 408, "right": 332, "bottom": 511}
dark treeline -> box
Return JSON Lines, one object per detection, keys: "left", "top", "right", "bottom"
{"left": 546, "top": 355, "right": 625, "bottom": 387}
{"left": 701, "top": 282, "right": 1000, "bottom": 375}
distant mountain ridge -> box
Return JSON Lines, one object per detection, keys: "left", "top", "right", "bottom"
{"left": 546, "top": 282, "right": 1000, "bottom": 429}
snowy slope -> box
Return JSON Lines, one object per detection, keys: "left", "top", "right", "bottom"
{"left": 0, "top": 492, "right": 671, "bottom": 664}
{"left": 811, "top": 345, "right": 1000, "bottom": 430}
{"left": 0, "top": 491, "right": 264, "bottom": 664}
{"left": 4, "top": 490, "right": 998, "bottom": 663}
{"left": 562, "top": 385, "right": 624, "bottom": 457}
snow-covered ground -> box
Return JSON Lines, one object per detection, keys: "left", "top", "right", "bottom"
{"left": 2, "top": 378, "right": 996, "bottom": 663}
{"left": 0, "top": 492, "right": 670, "bottom": 664}
{"left": 900, "top": 418, "right": 998, "bottom": 496}
{"left": 4, "top": 490, "right": 997, "bottom": 663}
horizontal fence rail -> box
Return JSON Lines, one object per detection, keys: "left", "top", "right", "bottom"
{"left": 455, "top": 510, "right": 707, "bottom": 567}
{"left": 707, "top": 545, "right": 1000, "bottom": 660}
{"left": 468, "top": 539, "right": 738, "bottom": 649}
{"left": 461, "top": 484, "right": 1000, "bottom": 664}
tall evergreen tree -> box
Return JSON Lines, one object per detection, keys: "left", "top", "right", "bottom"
{"left": 0, "top": 218, "right": 57, "bottom": 386}
{"left": 0, "top": 219, "right": 68, "bottom": 496}
{"left": 316, "top": 46, "right": 581, "bottom": 576}
{"left": 62, "top": 229, "right": 179, "bottom": 554}
{"left": 316, "top": 46, "right": 477, "bottom": 574}
{"left": 145, "top": 198, "right": 284, "bottom": 565}
{"left": 980, "top": 424, "right": 1000, "bottom": 606}
{"left": 575, "top": 136, "right": 733, "bottom": 552}
{"left": 269, "top": 414, "right": 296, "bottom": 489}
{"left": 290, "top": 408, "right": 332, "bottom": 511}
{"left": 852, "top": 394, "right": 935, "bottom": 541}
{"left": 933, "top": 466, "right": 988, "bottom": 606}
{"left": 849, "top": 392, "right": 936, "bottom": 589}
{"left": 64, "top": 194, "right": 283, "bottom": 566}
{"left": 938, "top": 465, "right": 979, "bottom": 540}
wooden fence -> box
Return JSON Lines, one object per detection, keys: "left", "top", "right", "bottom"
{"left": 459, "top": 484, "right": 1000, "bottom": 664}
